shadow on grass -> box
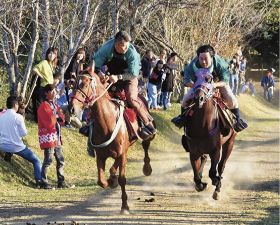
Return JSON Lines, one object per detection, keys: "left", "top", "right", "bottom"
{"left": 248, "top": 205, "right": 279, "bottom": 225}
{"left": 234, "top": 179, "right": 279, "bottom": 194}
{"left": 234, "top": 137, "right": 279, "bottom": 150}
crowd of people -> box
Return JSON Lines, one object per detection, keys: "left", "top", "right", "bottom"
{"left": 0, "top": 30, "right": 277, "bottom": 188}
{"left": 140, "top": 49, "right": 178, "bottom": 111}
{"left": 228, "top": 50, "right": 256, "bottom": 96}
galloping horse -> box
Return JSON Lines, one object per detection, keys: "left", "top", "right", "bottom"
{"left": 68, "top": 73, "right": 94, "bottom": 128}
{"left": 72, "top": 71, "right": 155, "bottom": 213}
{"left": 182, "top": 83, "right": 236, "bottom": 200}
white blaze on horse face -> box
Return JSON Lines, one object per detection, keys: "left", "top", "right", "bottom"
{"left": 91, "top": 77, "right": 97, "bottom": 97}
{"left": 198, "top": 52, "right": 212, "bottom": 68}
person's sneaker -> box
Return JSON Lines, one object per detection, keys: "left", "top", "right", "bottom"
{"left": 65, "top": 124, "right": 74, "bottom": 129}
{"left": 35, "top": 180, "right": 42, "bottom": 189}
{"left": 57, "top": 182, "right": 75, "bottom": 189}
{"left": 41, "top": 182, "right": 55, "bottom": 190}
{"left": 145, "top": 123, "right": 157, "bottom": 135}
{"left": 4, "top": 153, "right": 13, "bottom": 162}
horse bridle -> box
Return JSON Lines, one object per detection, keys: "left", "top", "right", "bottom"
{"left": 194, "top": 84, "right": 214, "bottom": 107}
{"left": 72, "top": 74, "right": 113, "bottom": 107}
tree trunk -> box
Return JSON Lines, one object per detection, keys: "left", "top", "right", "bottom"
{"left": 40, "top": 0, "right": 51, "bottom": 58}
{"left": 21, "top": 0, "right": 40, "bottom": 100}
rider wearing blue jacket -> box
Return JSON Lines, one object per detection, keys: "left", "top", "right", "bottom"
{"left": 172, "top": 45, "right": 248, "bottom": 132}
{"left": 93, "top": 31, "right": 156, "bottom": 135}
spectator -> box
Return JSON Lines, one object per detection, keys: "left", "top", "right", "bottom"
{"left": 155, "top": 49, "right": 167, "bottom": 64}
{"left": 64, "top": 47, "right": 86, "bottom": 104}
{"left": 147, "top": 60, "right": 165, "bottom": 110}
{"left": 141, "top": 50, "right": 154, "bottom": 79}
{"left": 261, "top": 68, "right": 275, "bottom": 101}
{"left": 240, "top": 78, "right": 256, "bottom": 96}
{"left": 93, "top": 30, "right": 157, "bottom": 136}
{"left": 229, "top": 56, "right": 239, "bottom": 96}
{"left": 37, "top": 84, "right": 74, "bottom": 189}
{"left": 161, "top": 52, "right": 178, "bottom": 110}
{"left": 53, "top": 72, "right": 73, "bottom": 128}
{"left": 0, "top": 96, "right": 42, "bottom": 188}
{"left": 156, "top": 49, "right": 168, "bottom": 107}
{"left": 32, "top": 47, "right": 59, "bottom": 111}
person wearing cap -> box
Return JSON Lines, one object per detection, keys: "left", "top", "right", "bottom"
{"left": 37, "top": 84, "right": 74, "bottom": 189}
{"left": 93, "top": 30, "right": 156, "bottom": 136}
{"left": 261, "top": 68, "right": 275, "bottom": 101}
{"left": 171, "top": 45, "right": 248, "bottom": 132}
{"left": 0, "top": 96, "right": 42, "bottom": 188}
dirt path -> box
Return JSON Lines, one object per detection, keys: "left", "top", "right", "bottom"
{"left": 1, "top": 101, "right": 279, "bottom": 225}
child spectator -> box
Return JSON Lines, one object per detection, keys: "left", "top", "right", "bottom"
{"left": 37, "top": 84, "right": 74, "bottom": 189}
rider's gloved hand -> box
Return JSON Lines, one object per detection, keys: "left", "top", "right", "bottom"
{"left": 98, "top": 71, "right": 106, "bottom": 80}
{"left": 109, "top": 75, "right": 118, "bottom": 83}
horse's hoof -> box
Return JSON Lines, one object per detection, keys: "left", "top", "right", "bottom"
{"left": 143, "top": 164, "right": 152, "bottom": 176}
{"left": 108, "top": 175, "right": 119, "bottom": 189}
{"left": 212, "top": 190, "right": 220, "bottom": 200}
{"left": 120, "top": 209, "right": 130, "bottom": 215}
{"left": 195, "top": 182, "right": 208, "bottom": 192}
{"left": 97, "top": 180, "right": 109, "bottom": 189}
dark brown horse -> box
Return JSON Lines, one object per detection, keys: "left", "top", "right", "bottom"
{"left": 74, "top": 72, "right": 154, "bottom": 213}
{"left": 182, "top": 84, "right": 236, "bottom": 200}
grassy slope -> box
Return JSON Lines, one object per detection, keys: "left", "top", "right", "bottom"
{"left": 0, "top": 89, "right": 279, "bottom": 224}
{"left": 0, "top": 107, "right": 184, "bottom": 207}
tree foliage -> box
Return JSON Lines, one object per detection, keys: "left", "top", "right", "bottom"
{"left": 0, "top": 0, "right": 275, "bottom": 99}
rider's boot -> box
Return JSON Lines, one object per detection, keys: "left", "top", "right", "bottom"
{"left": 145, "top": 122, "right": 157, "bottom": 135}
{"left": 230, "top": 108, "right": 248, "bottom": 132}
{"left": 171, "top": 106, "right": 188, "bottom": 129}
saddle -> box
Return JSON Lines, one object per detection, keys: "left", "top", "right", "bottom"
{"left": 183, "top": 93, "right": 235, "bottom": 135}
{"left": 108, "top": 82, "right": 154, "bottom": 143}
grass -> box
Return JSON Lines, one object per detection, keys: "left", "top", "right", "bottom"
{"left": 0, "top": 102, "right": 183, "bottom": 206}
{"left": 0, "top": 84, "right": 279, "bottom": 224}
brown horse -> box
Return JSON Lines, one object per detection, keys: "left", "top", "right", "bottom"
{"left": 68, "top": 74, "right": 94, "bottom": 128}
{"left": 73, "top": 72, "right": 154, "bottom": 213}
{"left": 182, "top": 84, "right": 236, "bottom": 200}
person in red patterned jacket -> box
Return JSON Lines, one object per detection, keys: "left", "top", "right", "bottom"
{"left": 37, "top": 84, "right": 74, "bottom": 189}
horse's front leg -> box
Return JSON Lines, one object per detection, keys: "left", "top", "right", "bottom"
{"left": 108, "top": 159, "right": 120, "bottom": 188}
{"left": 190, "top": 153, "right": 207, "bottom": 192}
{"left": 96, "top": 154, "right": 109, "bottom": 188}
{"left": 118, "top": 154, "right": 129, "bottom": 214}
{"left": 209, "top": 147, "right": 222, "bottom": 200}
{"left": 214, "top": 135, "right": 235, "bottom": 200}
{"left": 142, "top": 140, "right": 152, "bottom": 176}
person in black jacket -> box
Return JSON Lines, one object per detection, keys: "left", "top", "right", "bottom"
{"left": 147, "top": 60, "right": 165, "bottom": 109}
{"left": 161, "top": 52, "right": 178, "bottom": 110}
{"left": 64, "top": 47, "right": 86, "bottom": 104}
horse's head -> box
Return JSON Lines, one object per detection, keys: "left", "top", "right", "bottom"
{"left": 193, "top": 80, "right": 214, "bottom": 109}
{"left": 70, "top": 70, "right": 110, "bottom": 111}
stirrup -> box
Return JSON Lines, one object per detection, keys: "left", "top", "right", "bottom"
{"left": 234, "top": 118, "right": 248, "bottom": 132}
